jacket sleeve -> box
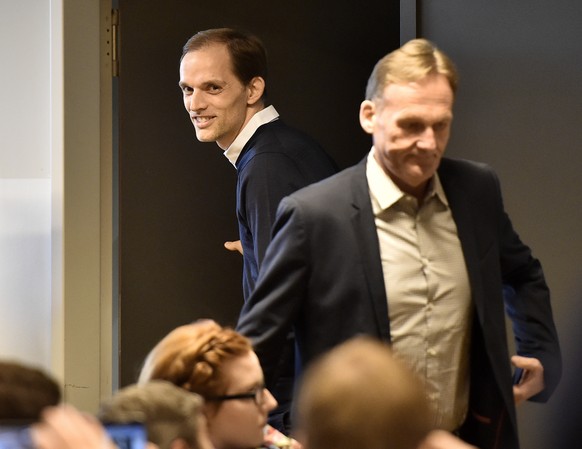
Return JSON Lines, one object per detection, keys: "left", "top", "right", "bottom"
{"left": 236, "top": 195, "right": 309, "bottom": 389}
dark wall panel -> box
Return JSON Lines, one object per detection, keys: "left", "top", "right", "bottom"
{"left": 419, "top": 2, "right": 582, "bottom": 448}
{"left": 118, "top": 1, "right": 399, "bottom": 386}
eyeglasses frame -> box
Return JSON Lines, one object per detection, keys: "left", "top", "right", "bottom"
{"left": 206, "top": 385, "right": 266, "bottom": 405}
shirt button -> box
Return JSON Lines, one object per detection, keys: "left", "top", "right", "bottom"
{"left": 427, "top": 348, "right": 437, "bottom": 356}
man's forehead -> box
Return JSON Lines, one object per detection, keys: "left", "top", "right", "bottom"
{"left": 182, "top": 43, "right": 231, "bottom": 66}
{"left": 180, "top": 47, "right": 236, "bottom": 79}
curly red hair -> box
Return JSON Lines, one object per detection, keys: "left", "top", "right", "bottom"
{"left": 138, "top": 319, "right": 252, "bottom": 399}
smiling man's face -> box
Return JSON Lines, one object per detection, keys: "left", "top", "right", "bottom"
{"left": 179, "top": 43, "right": 253, "bottom": 150}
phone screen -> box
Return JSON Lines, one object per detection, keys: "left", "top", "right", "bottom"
{"left": 1, "top": 422, "right": 147, "bottom": 449}
{"left": 103, "top": 422, "right": 147, "bottom": 449}
{"left": 0, "top": 425, "right": 34, "bottom": 449}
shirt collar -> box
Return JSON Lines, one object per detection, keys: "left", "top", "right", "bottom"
{"left": 223, "top": 105, "right": 280, "bottom": 168}
{"left": 366, "top": 147, "right": 448, "bottom": 213}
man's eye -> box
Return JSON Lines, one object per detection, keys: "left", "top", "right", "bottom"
{"left": 434, "top": 122, "right": 449, "bottom": 132}
{"left": 208, "top": 84, "right": 222, "bottom": 93}
{"left": 181, "top": 86, "right": 193, "bottom": 94}
{"left": 403, "top": 122, "right": 423, "bottom": 133}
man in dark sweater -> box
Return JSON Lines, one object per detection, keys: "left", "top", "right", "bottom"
{"left": 178, "top": 28, "right": 337, "bottom": 432}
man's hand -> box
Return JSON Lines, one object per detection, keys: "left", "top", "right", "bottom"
{"left": 224, "top": 240, "right": 243, "bottom": 255}
{"left": 512, "top": 355, "right": 544, "bottom": 405}
{"left": 32, "top": 405, "right": 117, "bottom": 449}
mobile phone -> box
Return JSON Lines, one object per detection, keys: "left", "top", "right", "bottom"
{"left": 0, "top": 422, "right": 147, "bottom": 449}
{"left": 103, "top": 422, "right": 147, "bottom": 449}
{"left": 0, "top": 424, "right": 34, "bottom": 449}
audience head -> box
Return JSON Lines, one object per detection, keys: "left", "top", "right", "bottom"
{"left": 139, "top": 320, "right": 277, "bottom": 449}
{"left": 365, "top": 38, "right": 458, "bottom": 102}
{"left": 98, "top": 381, "right": 212, "bottom": 449}
{"left": 295, "top": 336, "right": 432, "bottom": 449}
{"left": 0, "top": 360, "right": 61, "bottom": 421}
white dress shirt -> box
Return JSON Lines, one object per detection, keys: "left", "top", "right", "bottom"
{"left": 224, "top": 105, "right": 279, "bottom": 167}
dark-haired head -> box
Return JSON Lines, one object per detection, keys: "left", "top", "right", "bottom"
{"left": 182, "top": 28, "right": 268, "bottom": 101}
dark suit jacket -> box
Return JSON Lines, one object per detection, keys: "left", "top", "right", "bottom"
{"left": 237, "top": 157, "right": 561, "bottom": 449}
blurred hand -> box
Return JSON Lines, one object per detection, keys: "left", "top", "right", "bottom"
{"left": 32, "top": 405, "right": 116, "bottom": 449}
{"left": 224, "top": 240, "right": 243, "bottom": 255}
{"left": 263, "top": 424, "right": 302, "bottom": 449}
{"left": 418, "top": 430, "right": 477, "bottom": 449}
{"left": 512, "top": 355, "right": 544, "bottom": 405}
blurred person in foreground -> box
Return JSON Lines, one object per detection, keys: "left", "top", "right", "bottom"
{"left": 0, "top": 360, "right": 61, "bottom": 421}
{"left": 31, "top": 381, "right": 214, "bottom": 449}
{"left": 138, "top": 319, "right": 299, "bottom": 449}
{"left": 99, "top": 380, "right": 214, "bottom": 449}
{"left": 296, "top": 336, "right": 477, "bottom": 449}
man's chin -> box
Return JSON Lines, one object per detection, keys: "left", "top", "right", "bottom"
{"left": 194, "top": 133, "right": 216, "bottom": 144}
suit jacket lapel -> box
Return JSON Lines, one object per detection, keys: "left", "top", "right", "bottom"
{"left": 349, "top": 159, "right": 391, "bottom": 341}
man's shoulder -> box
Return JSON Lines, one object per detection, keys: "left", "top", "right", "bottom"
{"left": 285, "top": 161, "right": 364, "bottom": 203}
{"left": 438, "top": 157, "right": 496, "bottom": 184}
{"left": 438, "top": 157, "right": 502, "bottom": 204}
{"left": 249, "top": 120, "right": 323, "bottom": 153}
{"left": 439, "top": 156, "right": 492, "bottom": 174}
{"left": 239, "top": 120, "right": 337, "bottom": 174}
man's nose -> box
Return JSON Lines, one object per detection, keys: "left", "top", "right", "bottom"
{"left": 417, "top": 127, "right": 437, "bottom": 150}
{"left": 263, "top": 388, "right": 278, "bottom": 412}
{"left": 188, "top": 90, "right": 206, "bottom": 112}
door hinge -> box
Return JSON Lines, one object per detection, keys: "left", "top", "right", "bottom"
{"left": 111, "top": 8, "right": 119, "bottom": 77}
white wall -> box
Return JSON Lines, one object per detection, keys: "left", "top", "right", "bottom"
{"left": 0, "top": 2, "right": 53, "bottom": 370}
{"left": 0, "top": 0, "right": 112, "bottom": 413}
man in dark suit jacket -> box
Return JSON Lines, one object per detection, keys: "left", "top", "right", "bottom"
{"left": 237, "top": 39, "right": 561, "bottom": 449}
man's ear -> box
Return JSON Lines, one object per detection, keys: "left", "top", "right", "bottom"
{"left": 247, "top": 76, "right": 265, "bottom": 106}
{"left": 359, "top": 100, "right": 376, "bottom": 135}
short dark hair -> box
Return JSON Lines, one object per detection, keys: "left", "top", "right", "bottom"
{"left": 0, "top": 361, "right": 61, "bottom": 421}
{"left": 182, "top": 28, "right": 268, "bottom": 98}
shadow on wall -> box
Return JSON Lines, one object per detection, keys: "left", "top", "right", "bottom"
{"left": 543, "top": 286, "right": 582, "bottom": 449}
{"left": 545, "top": 285, "right": 582, "bottom": 447}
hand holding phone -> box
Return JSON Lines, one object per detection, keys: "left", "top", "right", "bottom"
{"left": 103, "top": 422, "right": 147, "bottom": 449}
{"left": 0, "top": 424, "right": 35, "bottom": 449}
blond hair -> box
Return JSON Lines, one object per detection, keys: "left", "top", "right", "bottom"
{"left": 99, "top": 381, "right": 204, "bottom": 449}
{"left": 296, "top": 337, "right": 432, "bottom": 449}
{"left": 365, "top": 38, "right": 458, "bottom": 100}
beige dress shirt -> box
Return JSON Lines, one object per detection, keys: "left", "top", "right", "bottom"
{"left": 366, "top": 149, "right": 473, "bottom": 431}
